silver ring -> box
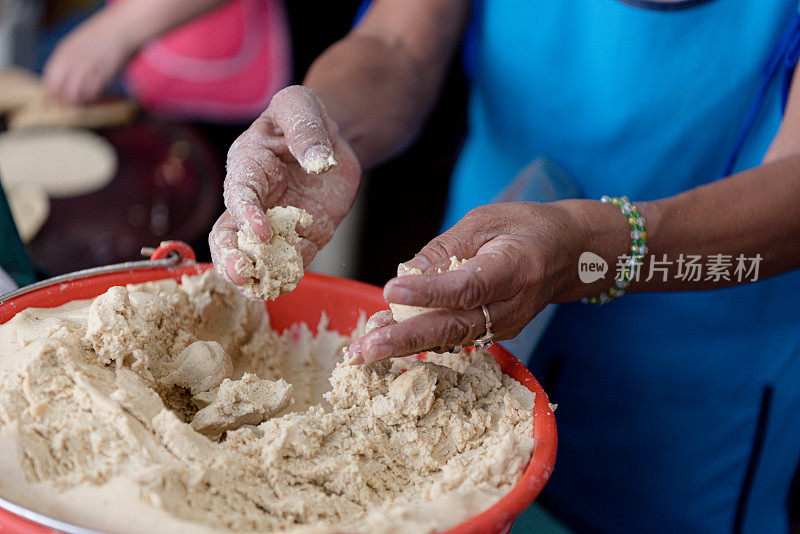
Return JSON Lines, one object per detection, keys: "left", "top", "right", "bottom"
{"left": 473, "top": 305, "right": 494, "bottom": 350}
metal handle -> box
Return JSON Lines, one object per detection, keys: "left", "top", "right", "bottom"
{"left": 0, "top": 241, "right": 197, "bottom": 305}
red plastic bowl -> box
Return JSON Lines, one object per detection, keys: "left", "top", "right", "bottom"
{"left": 0, "top": 263, "right": 557, "bottom": 534}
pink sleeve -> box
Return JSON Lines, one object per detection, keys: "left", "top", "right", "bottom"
{"left": 125, "top": 0, "right": 291, "bottom": 123}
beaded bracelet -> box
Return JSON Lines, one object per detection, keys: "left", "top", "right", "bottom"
{"left": 581, "top": 195, "right": 648, "bottom": 305}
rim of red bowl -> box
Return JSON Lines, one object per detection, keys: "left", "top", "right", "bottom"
{"left": 0, "top": 263, "right": 557, "bottom": 534}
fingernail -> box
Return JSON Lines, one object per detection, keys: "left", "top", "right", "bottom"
{"left": 364, "top": 343, "right": 394, "bottom": 363}
{"left": 345, "top": 342, "right": 365, "bottom": 365}
{"left": 364, "top": 319, "right": 380, "bottom": 335}
{"left": 302, "top": 144, "right": 337, "bottom": 175}
{"left": 402, "top": 255, "right": 429, "bottom": 272}
{"left": 384, "top": 285, "right": 415, "bottom": 304}
{"left": 225, "top": 262, "right": 247, "bottom": 285}
{"left": 346, "top": 352, "right": 364, "bottom": 365}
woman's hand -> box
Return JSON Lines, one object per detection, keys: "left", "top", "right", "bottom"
{"left": 43, "top": 15, "right": 136, "bottom": 104}
{"left": 209, "top": 85, "right": 361, "bottom": 285}
{"left": 347, "top": 201, "right": 620, "bottom": 364}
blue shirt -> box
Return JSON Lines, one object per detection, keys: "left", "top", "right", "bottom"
{"left": 447, "top": 1, "right": 800, "bottom": 532}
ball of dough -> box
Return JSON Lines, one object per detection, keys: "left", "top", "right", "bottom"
{"left": 233, "top": 206, "right": 312, "bottom": 301}
{"left": 390, "top": 256, "right": 465, "bottom": 322}
{"left": 165, "top": 341, "right": 234, "bottom": 395}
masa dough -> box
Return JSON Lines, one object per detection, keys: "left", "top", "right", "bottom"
{"left": 5, "top": 181, "right": 49, "bottom": 242}
{"left": 0, "top": 128, "right": 117, "bottom": 198}
{"left": 390, "top": 256, "right": 465, "bottom": 322}
{"left": 8, "top": 98, "right": 138, "bottom": 131}
{"left": 233, "top": 206, "right": 312, "bottom": 301}
{"left": 191, "top": 373, "right": 293, "bottom": 440}
{"left": 0, "top": 271, "right": 535, "bottom": 534}
{"left": 0, "top": 67, "right": 136, "bottom": 129}
{"left": 0, "top": 67, "right": 46, "bottom": 113}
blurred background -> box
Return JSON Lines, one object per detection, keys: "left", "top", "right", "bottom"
{"left": 0, "top": 0, "right": 467, "bottom": 288}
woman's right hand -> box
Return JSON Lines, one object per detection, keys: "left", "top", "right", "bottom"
{"left": 209, "top": 85, "right": 361, "bottom": 286}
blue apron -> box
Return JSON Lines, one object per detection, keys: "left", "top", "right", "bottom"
{"left": 448, "top": 1, "right": 800, "bottom": 532}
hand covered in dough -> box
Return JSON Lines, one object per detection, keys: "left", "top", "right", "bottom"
{"left": 43, "top": 15, "right": 136, "bottom": 104}
{"left": 209, "top": 85, "right": 361, "bottom": 285}
{"left": 348, "top": 202, "right": 593, "bottom": 363}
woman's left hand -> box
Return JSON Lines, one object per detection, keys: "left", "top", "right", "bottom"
{"left": 348, "top": 201, "right": 611, "bottom": 364}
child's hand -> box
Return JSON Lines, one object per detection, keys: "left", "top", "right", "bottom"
{"left": 43, "top": 15, "right": 136, "bottom": 104}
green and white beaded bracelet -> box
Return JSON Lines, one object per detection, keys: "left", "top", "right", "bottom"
{"left": 582, "top": 195, "right": 648, "bottom": 305}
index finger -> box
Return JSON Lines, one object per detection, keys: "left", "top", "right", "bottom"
{"left": 399, "top": 205, "right": 504, "bottom": 274}
{"left": 209, "top": 211, "right": 255, "bottom": 285}
{"left": 384, "top": 239, "right": 525, "bottom": 310}
{"left": 224, "top": 132, "right": 290, "bottom": 242}
{"left": 268, "top": 86, "right": 337, "bottom": 175}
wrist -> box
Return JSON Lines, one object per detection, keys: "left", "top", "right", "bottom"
{"left": 551, "top": 199, "right": 632, "bottom": 302}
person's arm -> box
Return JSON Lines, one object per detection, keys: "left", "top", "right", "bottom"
{"left": 347, "top": 69, "right": 800, "bottom": 363}
{"left": 303, "top": 0, "right": 471, "bottom": 169}
{"left": 554, "top": 154, "right": 800, "bottom": 299}
{"left": 347, "top": 157, "right": 800, "bottom": 363}
{"left": 585, "top": 62, "right": 800, "bottom": 295}
{"left": 209, "top": 0, "right": 470, "bottom": 288}
{"left": 99, "top": 0, "right": 227, "bottom": 49}
{"left": 43, "top": 0, "right": 226, "bottom": 103}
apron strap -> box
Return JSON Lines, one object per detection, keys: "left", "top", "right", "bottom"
{"left": 723, "top": 4, "right": 800, "bottom": 177}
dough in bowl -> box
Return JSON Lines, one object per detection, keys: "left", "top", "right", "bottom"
{"left": 0, "top": 271, "right": 536, "bottom": 534}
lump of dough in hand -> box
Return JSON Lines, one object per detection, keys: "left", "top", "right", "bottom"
{"left": 190, "top": 373, "right": 293, "bottom": 439}
{"left": 390, "top": 256, "right": 465, "bottom": 322}
{"left": 163, "top": 341, "right": 233, "bottom": 395}
{"left": 232, "top": 206, "right": 312, "bottom": 301}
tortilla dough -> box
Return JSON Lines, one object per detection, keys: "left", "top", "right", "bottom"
{"left": 0, "top": 271, "right": 535, "bottom": 534}
{"left": 0, "top": 67, "right": 46, "bottom": 113}
{"left": 9, "top": 98, "right": 138, "bottom": 131}
{"left": 4, "top": 181, "right": 49, "bottom": 242}
{"left": 0, "top": 68, "right": 137, "bottom": 129}
{"left": 233, "top": 206, "right": 312, "bottom": 301}
{"left": 0, "top": 128, "right": 117, "bottom": 198}
{"left": 390, "top": 256, "right": 465, "bottom": 322}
